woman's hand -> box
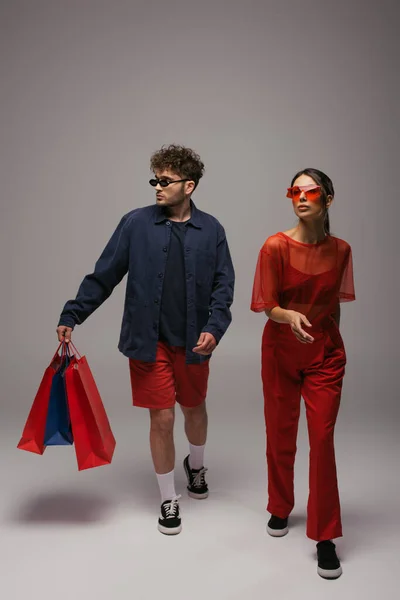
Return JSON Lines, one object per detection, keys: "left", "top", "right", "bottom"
{"left": 267, "top": 307, "right": 314, "bottom": 343}
{"left": 286, "top": 310, "right": 314, "bottom": 344}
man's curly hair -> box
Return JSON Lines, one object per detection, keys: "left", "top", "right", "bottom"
{"left": 150, "top": 144, "right": 205, "bottom": 188}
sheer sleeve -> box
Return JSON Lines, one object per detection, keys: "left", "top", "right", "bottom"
{"left": 251, "top": 237, "right": 281, "bottom": 312}
{"left": 338, "top": 245, "right": 355, "bottom": 302}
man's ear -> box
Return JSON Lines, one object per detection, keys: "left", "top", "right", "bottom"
{"left": 186, "top": 180, "right": 196, "bottom": 195}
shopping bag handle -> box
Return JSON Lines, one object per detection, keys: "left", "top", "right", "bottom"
{"left": 52, "top": 342, "right": 64, "bottom": 361}
{"left": 52, "top": 340, "right": 81, "bottom": 361}
{"left": 49, "top": 342, "right": 70, "bottom": 373}
{"left": 66, "top": 340, "right": 82, "bottom": 359}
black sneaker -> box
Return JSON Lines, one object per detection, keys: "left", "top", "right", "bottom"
{"left": 183, "top": 455, "right": 209, "bottom": 499}
{"left": 157, "top": 495, "right": 182, "bottom": 535}
{"left": 316, "top": 540, "right": 343, "bottom": 579}
{"left": 267, "top": 514, "right": 289, "bottom": 537}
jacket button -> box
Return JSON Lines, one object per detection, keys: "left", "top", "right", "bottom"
{"left": 166, "top": 221, "right": 171, "bottom": 226}
{"left": 163, "top": 247, "right": 167, "bottom": 252}
{"left": 154, "top": 299, "right": 159, "bottom": 304}
{"left": 158, "top": 272, "right": 163, "bottom": 278}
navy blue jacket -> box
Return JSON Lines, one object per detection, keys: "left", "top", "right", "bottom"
{"left": 59, "top": 202, "right": 235, "bottom": 363}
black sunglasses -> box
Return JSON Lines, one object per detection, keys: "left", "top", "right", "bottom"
{"left": 149, "top": 178, "right": 190, "bottom": 188}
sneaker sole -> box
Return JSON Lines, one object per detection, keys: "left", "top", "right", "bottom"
{"left": 157, "top": 523, "right": 182, "bottom": 535}
{"left": 188, "top": 490, "right": 209, "bottom": 500}
{"left": 317, "top": 566, "right": 343, "bottom": 579}
{"left": 267, "top": 525, "right": 289, "bottom": 537}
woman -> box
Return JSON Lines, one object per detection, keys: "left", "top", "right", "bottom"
{"left": 251, "top": 168, "right": 355, "bottom": 579}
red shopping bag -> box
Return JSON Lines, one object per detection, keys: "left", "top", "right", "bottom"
{"left": 65, "top": 343, "right": 116, "bottom": 471}
{"left": 17, "top": 344, "right": 64, "bottom": 455}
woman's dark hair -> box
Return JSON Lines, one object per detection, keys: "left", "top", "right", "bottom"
{"left": 290, "top": 168, "right": 334, "bottom": 235}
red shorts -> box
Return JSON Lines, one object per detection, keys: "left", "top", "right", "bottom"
{"left": 129, "top": 341, "right": 210, "bottom": 410}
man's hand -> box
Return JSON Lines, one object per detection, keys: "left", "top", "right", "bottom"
{"left": 192, "top": 332, "right": 217, "bottom": 355}
{"left": 287, "top": 310, "right": 314, "bottom": 344}
{"left": 57, "top": 325, "right": 73, "bottom": 343}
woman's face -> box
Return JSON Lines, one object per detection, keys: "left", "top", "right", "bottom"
{"left": 288, "top": 174, "right": 331, "bottom": 223}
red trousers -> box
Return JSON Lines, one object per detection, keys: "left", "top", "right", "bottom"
{"left": 262, "top": 319, "right": 346, "bottom": 541}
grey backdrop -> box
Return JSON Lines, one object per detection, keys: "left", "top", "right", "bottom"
{"left": 0, "top": 1, "right": 399, "bottom": 599}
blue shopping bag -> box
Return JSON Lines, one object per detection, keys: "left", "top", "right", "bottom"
{"left": 44, "top": 347, "right": 73, "bottom": 446}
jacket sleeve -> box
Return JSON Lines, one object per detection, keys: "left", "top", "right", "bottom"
{"left": 58, "top": 214, "right": 131, "bottom": 329}
{"left": 202, "top": 224, "right": 235, "bottom": 343}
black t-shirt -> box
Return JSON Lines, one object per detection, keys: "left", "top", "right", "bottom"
{"left": 159, "top": 220, "right": 188, "bottom": 347}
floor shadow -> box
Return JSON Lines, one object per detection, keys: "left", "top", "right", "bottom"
{"left": 9, "top": 490, "right": 113, "bottom": 525}
{"left": 337, "top": 507, "right": 397, "bottom": 559}
{"left": 106, "top": 462, "right": 160, "bottom": 512}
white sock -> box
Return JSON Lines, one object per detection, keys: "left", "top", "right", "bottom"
{"left": 189, "top": 443, "right": 205, "bottom": 470}
{"left": 156, "top": 470, "right": 176, "bottom": 503}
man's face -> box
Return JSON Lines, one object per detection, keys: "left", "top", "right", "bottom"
{"left": 153, "top": 169, "right": 194, "bottom": 208}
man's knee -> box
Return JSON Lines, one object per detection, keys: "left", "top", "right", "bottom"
{"left": 150, "top": 408, "right": 175, "bottom": 433}
{"left": 181, "top": 402, "right": 207, "bottom": 422}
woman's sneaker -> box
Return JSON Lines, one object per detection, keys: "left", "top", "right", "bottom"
{"left": 183, "top": 455, "right": 209, "bottom": 499}
{"left": 316, "top": 540, "right": 343, "bottom": 579}
{"left": 267, "top": 515, "right": 289, "bottom": 537}
{"left": 157, "top": 495, "right": 182, "bottom": 535}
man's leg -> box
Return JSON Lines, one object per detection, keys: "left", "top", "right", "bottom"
{"left": 129, "top": 343, "right": 182, "bottom": 534}
{"left": 149, "top": 407, "right": 176, "bottom": 500}
{"left": 149, "top": 408, "right": 183, "bottom": 536}
{"left": 174, "top": 351, "right": 210, "bottom": 498}
{"left": 180, "top": 402, "right": 209, "bottom": 499}
{"left": 181, "top": 401, "right": 208, "bottom": 469}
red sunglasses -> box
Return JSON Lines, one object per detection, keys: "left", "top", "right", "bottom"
{"left": 286, "top": 185, "right": 321, "bottom": 201}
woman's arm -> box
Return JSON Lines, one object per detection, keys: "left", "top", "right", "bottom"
{"left": 265, "top": 306, "right": 292, "bottom": 324}
{"left": 266, "top": 307, "right": 314, "bottom": 344}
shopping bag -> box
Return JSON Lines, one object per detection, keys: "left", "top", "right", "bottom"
{"left": 43, "top": 350, "right": 73, "bottom": 446}
{"left": 65, "top": 343, "right": 116, "bottom": 471}
{"left": 17, "top": 344, "right": 64, "bottom": 454}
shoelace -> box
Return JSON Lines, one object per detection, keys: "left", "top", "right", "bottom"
{"left": 164, "top": 495, "right": 181, "bottom": 518}
{"left": 192, "top": 467, "right": 208, "bottom": 488}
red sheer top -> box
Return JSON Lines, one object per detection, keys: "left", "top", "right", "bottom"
{"left": 251, "top": 232, "right": 355, "bottom": 327}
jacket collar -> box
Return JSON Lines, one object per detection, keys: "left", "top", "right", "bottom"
{"left": 154, "top": 199, "right": 202, "bottom": 229}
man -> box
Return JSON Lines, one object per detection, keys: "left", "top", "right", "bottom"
{"left": 57, "top": 144, "right": 235, "bottom": 534}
